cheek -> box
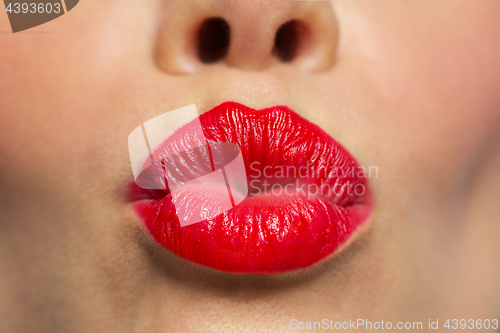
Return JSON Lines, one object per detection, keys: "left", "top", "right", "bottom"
{"left": 0, "top": 1, "right": 158, "bottom": 192}
{"left": 342, "top": 0, "right": 500, "bottom": 200}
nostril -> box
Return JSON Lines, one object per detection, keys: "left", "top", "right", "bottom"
{"left": 197, "top": 18, "right": 230, "bottom": 64}
{"left": 274, "top": 20, "right": 300, "bottom": 62}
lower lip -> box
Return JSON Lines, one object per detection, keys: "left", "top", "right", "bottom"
{"left": 131, "top": 102, "right": 372, "bottom": 274}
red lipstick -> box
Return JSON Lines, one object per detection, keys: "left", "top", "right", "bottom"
{"left": 131, "top": 102, "right": 372, "bottom": 273}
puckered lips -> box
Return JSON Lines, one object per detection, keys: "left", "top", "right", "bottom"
{"left": 130, "top": 102, "right": 372, "bottom": 274}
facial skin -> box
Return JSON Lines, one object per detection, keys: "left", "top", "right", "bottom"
{"left": 1, "top": 0, "right": 500, "bottom": 332}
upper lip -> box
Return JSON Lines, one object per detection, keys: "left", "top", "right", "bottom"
{"left": 130, "top": 102, "right": 372, "bottom": 274}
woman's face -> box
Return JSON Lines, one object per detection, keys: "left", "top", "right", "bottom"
{"left": 1, "top": 0, "right": 500, "bottom": 331}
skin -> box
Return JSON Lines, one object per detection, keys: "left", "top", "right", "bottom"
{"left": 1, "top": 0, "right": 500, "bottom": 332}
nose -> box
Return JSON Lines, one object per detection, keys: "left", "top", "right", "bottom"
{"left": 155, "top": 0, "right": 339, "bottom": 73}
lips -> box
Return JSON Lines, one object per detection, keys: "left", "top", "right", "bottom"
{"left": 131, "top": 102, "right": 372, "bottom": 273}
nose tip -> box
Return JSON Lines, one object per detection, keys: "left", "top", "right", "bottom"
{"left": 221, "top": 0, "right": 299, "bottom": 71}
{"left": 155, "top": 0, "right": 339, "bottom": 74}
